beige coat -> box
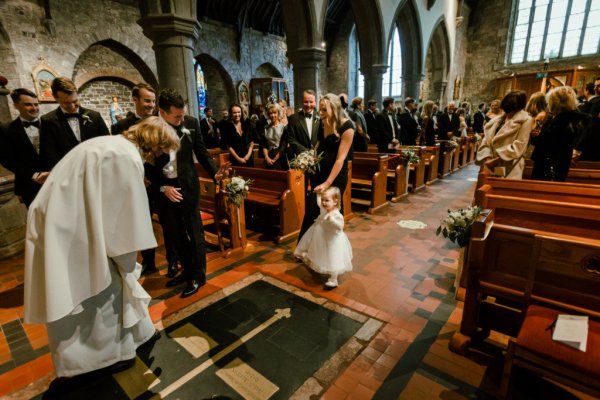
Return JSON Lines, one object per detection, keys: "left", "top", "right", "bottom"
{"left": 476, "top": 110, "right": 533, "bottom": 178}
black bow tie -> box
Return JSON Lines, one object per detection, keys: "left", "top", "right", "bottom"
{"left": 23, "top": 120, "right": 40, "bottom": 128}
{"left": 304, "top": 112, "right": 312, "bottom": 119}
{"left": 64, "top": 113, "right": 80, "bottom": 119}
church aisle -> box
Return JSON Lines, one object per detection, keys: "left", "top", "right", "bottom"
{"left": 1, "top": 163, "right": 582, "bottom": 399}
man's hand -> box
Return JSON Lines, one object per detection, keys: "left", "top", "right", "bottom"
{"left": 484, "top": 157, "right": 500, "bottom": 170}
{"left": 215, "top": 162, "right": 232, "bottom": 181}
{"left": 164, "top": 186, "right": 183, "bottom": 202}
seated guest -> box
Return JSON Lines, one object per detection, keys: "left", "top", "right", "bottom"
{"left": 260, "top": 103, "right": 288, "bottom": 170}
{"left": 24, "top": 117, "right": 179, "bottom": 379}
{"left": 476, "top": 90, "right": 533, "bottom": 179}
{"left": 532, "top": 87, "right": 589, "bottom": 180}
{"left": 0, "top": 88, "right": 48, "bottom": 207}
{"left": 40, "top": 77, "right": 109, "bottom": 169}
{"left": 221, "top": 103, "right": 255, "bottom": 167}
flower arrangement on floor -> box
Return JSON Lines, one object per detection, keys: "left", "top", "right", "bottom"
{"left": 289, "top": 146, "right": 323, "bottom": 174}
{"left": 446, "top": 139, "right": 460, "bottom": 150}
{"left": 224, "top": 175, "right": 253, "bottom": 208}
{"left": 402, "top": 149, "right": 421, "bottom": 165}
{"left": 436, "top": 205, "right": 483, "bottom": 247}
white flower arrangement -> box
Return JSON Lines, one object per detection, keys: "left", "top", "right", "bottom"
{"left": 224, "top": 175, "right": 253, "bottom": 208}
{"left": 436, "top": 205, "right": 483, "bottom": 247}
{"left": 402, "top": 149, "right": 421, "bottom": 165}
{"left": 446, "top": 138, "right": 460, "bottom": 150}
{"left": 289, "top": 146, "right": 323, "bottom": 174}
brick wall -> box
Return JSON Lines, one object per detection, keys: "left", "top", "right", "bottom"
{"left": 79, "top": 80, "right": 134, "bottom": 128}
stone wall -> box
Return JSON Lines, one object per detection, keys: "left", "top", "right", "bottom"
{"left": 79, "top": 80, "right": 134, "bottom": 127}
{"left": 325, "top": 11, "right": 355, "bottom": 96}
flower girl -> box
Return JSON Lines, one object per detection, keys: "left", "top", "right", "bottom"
{"left": 294, "top": 186, "right": 353, "bottom": 288}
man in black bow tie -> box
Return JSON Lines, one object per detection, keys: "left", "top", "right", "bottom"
{"left": 0, "top": 88, "right": 48, "bottom": 207}
{"left": 40, "top": 77, "right": 109, "bottom": 169}
{"left": 285, "top": 89, "right": 322, "bottom": 158}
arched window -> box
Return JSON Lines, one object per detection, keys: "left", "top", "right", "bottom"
{"left": 348, "top": 26, "right": 364, "bottom": 99}
{"left": 382, "top": 27, "right": 402, "bottom": 98}
{"left": 510, "top": 0, "right": 600, "bottom": 64}
{"left": 195, "top": 61, "right": 207, "bottom": 116}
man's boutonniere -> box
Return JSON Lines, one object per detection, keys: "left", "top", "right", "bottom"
{"left": 81, "top": 112, "right": 93, "bottom": 126}
{"left": 181, "top": 127, "right": 192, "bottom": 143}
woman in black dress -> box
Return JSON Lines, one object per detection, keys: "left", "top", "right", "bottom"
{"left": 298, "top": 93, "right": 354, "bottom": 239}
{"left": 221, "top": 103, "right": 255, "bottom": 167}
{"left": 420, "top": 100, "right": 436, "bottom": 146}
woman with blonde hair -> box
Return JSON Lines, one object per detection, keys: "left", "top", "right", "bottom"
{"left": 420, "top": 100, "right": 436, "bottom": 145}
{"left": 486, "top": 99, "right": 503, "bottom": 122}
{"left": 298, "top": 93, "right": 354, "bottom": 239}
{"left": 260, "top": 103, "right": 288, "bottom": 170}
{"left": 531, "top": 86, "right": 588, "bottom": 181}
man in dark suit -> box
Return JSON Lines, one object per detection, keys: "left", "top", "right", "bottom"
{"left": 472, "top": 102, "right": 486, "bottom": 134}
{"left": 200, "top": 107, "right": 219, "bottom": 149}
{"left": 285, "top": 89, "right": 321, "bottom": 158}
{"left": 437, "top": 101, "right": 460, "bottom": 140}
{"left": 40, "top": 77, "right": 109, "bottom": 169}
{"left": 398, "top": 97, "right": 420, "bottom": 146}
{"left": 0, "top": 89, "right": 48, "bottom": 207}
{"left": 150, "top": 89, "right": 230, "bottom": 298}
{"left": 364, "top": 99, "right": 379, "bottom": 145}
{"left": 375, "top": 97, "right": 401, "bottom": 152}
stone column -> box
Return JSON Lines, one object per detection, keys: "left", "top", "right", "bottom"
{"left": 362, "top": 65, "right": 387, "bottom": 106}
{"left": 403, "top": 74, "right": 423, "bottom": 101}
{"left": 433, "top": 80, "right": 448, "bottom": 105}
{"left": 287, "top": 48, "right": 325, "bottom": 109}
{"left": 0, "top": 77, "right": 11, "bottom": 124}
{"left": 139, "top": 9, "right": 201, "bottom": 118}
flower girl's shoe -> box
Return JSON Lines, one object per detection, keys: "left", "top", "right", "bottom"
{"left": 325, "top": 273, "right": 338, "bottom": 288}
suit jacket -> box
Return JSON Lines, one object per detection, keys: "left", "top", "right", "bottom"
{"left": 364, "top": 110, "right": 378, "bottom": 144}
{"left": 0, "top": 118, "right": 46, "bottom": 205}
{"left": 473, "top": 111, "right": 485, "bottom": 134}
{"left": 375, "top": 110, "right": 400, "bottom": 150}
{"left": 285, "top": 110, "right": 321, "bottom": 156}
{"left": 40, "top": 106, "right": 109, "bottom": 169}
{"left": 147, "top": 116, "right": 218, "bottom": 209}
{"left": 398, "top": 111, "right": 419, "bottom": 145}
{"left": 111, "top": 113, "right": 140, "bottom": 135}
{"left": 200, "top": 117, "right": 219, "bottom": 149}
{"left": 437, "top": 112, "right": 461, "bottom": 140}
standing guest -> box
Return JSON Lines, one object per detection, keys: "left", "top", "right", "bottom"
{"left": 294, "top": 187, "right": 352, "bottom": 288}
{"left": 575, "top": 78, "right": 600, "bottom": 161}
{"left": 0, "top": 89, "right": 48, "bottom": 207}
{"left": 398, "top": 97, "right": 420, "bottom": 145}
{"left": 109, "top": 95, "right": 124, "bottom": 125}
{"left": 420, "top": 100, "right": 436, "bottom": 146}
{"left": 151, "top": 89, "right": 231, "bottom": 298}
{"left": 376, "top": 97, "right": 400, "bottom": 152}
{"left": 579, "top": 80, "right": 600, "bottom": 116}
{"left": 486, "top": 99, "right": 503, "bottom": 122}
{"left": 200, "top": 107, "right": 219, "bottom": 149}
{"left": 456, "top": 108, "right": 468, "bottom": 137}
{"left": 221, "top": 103, "right": 255, "bottom": 167}
{"left": 40, "top": 77, "right": 109, "bottom": 169}
{"left": 278, "top": 99, "right": 290, "bottom": 124}
{"left": 437, "top": 101, "right": 460, "bottom": 140}
{"left": 217, "top": 109, "right": 229, "bottom": 149}
{"left": 286, "top": 90, "right": 321, "bottom": 158}
{"left": 260, "top": 103, "right": 288, "bottom": 170}
{"left": 472, "top": 102, "right": 486, "bottom": 134}
{"left": 24, "top": 117, "right": 179, "bottom": 379}
{"left": 348, "top": 97, "right": 368, "bottom": 152}
{"left": 532, "top": 87, "right": 589, "bottom": 180}
{"left": 364, "top": 99, "right": 379, "bottom": 145}
{"left": 298, "top": 93, "right": 354, "bottom": 239}
{"left": 476, "top": 90, "right": 533, "bottom": 179}
{"left": 111, "top": 83, "right": 178, "bottom": 277}
{"left": 461, "top": 101, "right": 472, "bottom": 128}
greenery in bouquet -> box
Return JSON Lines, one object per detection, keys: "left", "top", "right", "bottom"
{"left": 469, "top": 133, "right": 482, "bottom": 143}
{"left": 289, "top": 147, "right": 324, "bottom": 174}
{"left": 446, "top": 139, "right": 460, "bottom": 150}
{"left": 436, "top": 205, "right": 483, "bottom": 247}
{"left": 225, "top": 175, "right": 253, "bottom": 208}
{"left": 402, "top": 149, "right": 421, "bottom": 165}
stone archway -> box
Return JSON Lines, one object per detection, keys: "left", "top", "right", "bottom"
{"left": 423, "top": 18, "right": 451, "bottom": 104}
{"left": 195, "top": 54, "right": 236, "bottom": 114}
{"left": 396, "top": 0, "right": 423, "bottom": 100}
{"left": 255, "top": 63, "right": 283, "bottom": 79}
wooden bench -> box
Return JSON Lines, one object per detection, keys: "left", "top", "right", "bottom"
{"left": 351, "top": 155, "right": 390, "bottom": 213}
{"left": 400, "top": 146, "right": 426, "bottom": 192}
{"left": 436, "top": 140, "right": 454, "bottom": 178}
{"left": 355, "top": 152, "right": 408, "bottom": 202}
{"left": 465, "top": 136, "right": 479, "bottom": 164}
{"left": 522, "top": 159, "right": 600, "bottom": 184}
{"left": 413, "top": 146, "right": 439, "bottom": 185}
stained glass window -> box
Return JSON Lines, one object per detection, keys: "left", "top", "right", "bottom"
{"left": 195, "top": 61, "right": 206, "bottom": 116}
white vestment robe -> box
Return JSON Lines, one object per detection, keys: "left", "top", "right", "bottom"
{"left": 24, "top": 135, "right": 158, "bottom": 377}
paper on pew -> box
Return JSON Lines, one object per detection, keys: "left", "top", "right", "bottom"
{"left": 552, "top": 314, "right": 588, "bottom": 352}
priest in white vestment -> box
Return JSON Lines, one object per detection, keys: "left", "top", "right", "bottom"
{"left": 24, "top": 117, "right": 180, "bottom": 377}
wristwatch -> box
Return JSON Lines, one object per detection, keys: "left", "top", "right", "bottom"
{"left": 160, "top": 186, "right": 167, "bottom": 193}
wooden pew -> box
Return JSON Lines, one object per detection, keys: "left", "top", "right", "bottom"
{"left": 355, "top": 152, "right": 408, "bottom": 202}
{"left": 465, "top": 136, "right": 478, "bottom": 164}
{"left": 343, "top": 161, "right": 355, "bottom": 221}
{"left": 436, "top": 141, "right": 454, "bottom": 178}
{"left": 450, "top": 194, "right": 600, "bottom": 355}
{"left": 351, "top": 155, "right": 390, "bottom": 213}
{"left": 418, "top": 146, "right": 439, "bottom": 185}
{"left": 522, "top": 159, "right": 600, "bottom": 184}
{"left": 400, "top": 146, "right": 426, "bottom": 192}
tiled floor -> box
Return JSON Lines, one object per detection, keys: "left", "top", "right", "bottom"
{"left": 0, "top": 164, "right": 591, "bottom": 399}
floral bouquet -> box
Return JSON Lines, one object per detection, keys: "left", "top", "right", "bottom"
{"left": 436, "top": 205, "right": 483, "bottom": 247}
{"left": 289, "top": 146, "right": 323, "bottom": 175}
{"left": 224, "top": 175, "right": 253, "bottom": 208}
{"left": 446, "top": 139, "right": 460, "bottom": 150}
{"left": 402, "top": 149, "right": 421, "bottom": 165}
{"left": 469, "top": 134, "right": 481, "bottom": 143}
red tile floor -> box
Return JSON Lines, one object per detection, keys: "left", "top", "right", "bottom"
{"left": 0, "top": 164, "right": 593, "bottom": 399}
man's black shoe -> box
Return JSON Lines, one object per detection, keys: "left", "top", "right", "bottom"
{"left": 180, "top": 279, "right": 204, "bottom": 298}
{"left": 141, "top": 262, "right": 158, "bottom": 276}
{"left": 166, "top": 261, "right": 179, "bottom": 278}
{"left": 166, "top": 275, "right": 186, "bottom": 287}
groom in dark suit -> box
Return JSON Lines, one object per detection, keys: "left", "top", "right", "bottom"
{"left": 0, "top": 89, "right": 48, "bottom": 207}
{"left": 40, "top": 77, "right": 109, "bottom": 169}
{"left": 285, "top": 89, "right": 321, "bottom": 158}
{"left": 149, "top": 89, "right": 230, "bottom": 298}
